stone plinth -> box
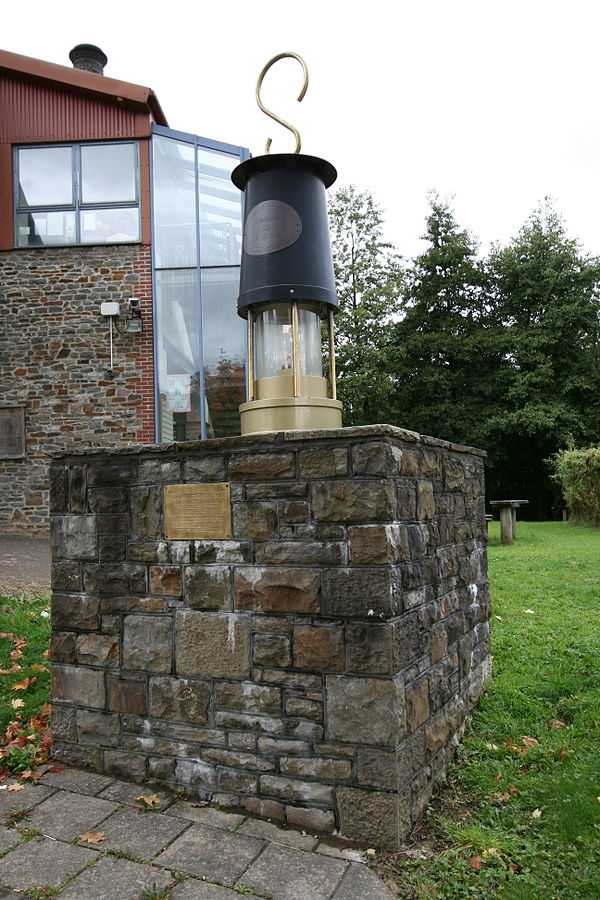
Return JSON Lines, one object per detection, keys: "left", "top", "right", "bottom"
{"left": 49, "top": 424, "right": 491, "bottom": 848}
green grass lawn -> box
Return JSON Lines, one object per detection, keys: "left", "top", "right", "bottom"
{"left": 0, "top": 523, "right": 599, "bottom": 898}
{"left": 385, "top": 521, "right": 600, "bottom": 899}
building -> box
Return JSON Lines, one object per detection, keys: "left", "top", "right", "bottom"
{"left": 0, "top": 45, "right": 249, "bottom": 532}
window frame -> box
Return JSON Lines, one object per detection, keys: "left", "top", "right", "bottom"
{"left": 13, "top": 140, "right": 141, "bottom": 247}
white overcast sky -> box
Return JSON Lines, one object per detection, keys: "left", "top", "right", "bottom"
{"left": 5, "top": 0, "right": 600, "bottom": 259}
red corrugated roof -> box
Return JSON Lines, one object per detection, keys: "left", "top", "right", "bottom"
{"left": 0, "top": 47, "right": 168, "bottom": 127}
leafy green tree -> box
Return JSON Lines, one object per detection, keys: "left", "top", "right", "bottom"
{"left": 328, "top": 185, "right": 403, "bottom": 425}
{"left": 390, "top": 196, "right": 502, "bottom": 448}
{"left": 486, "top": 200, "right": 600, "bottom": 516}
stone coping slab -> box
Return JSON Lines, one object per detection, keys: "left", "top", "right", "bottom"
{"left": 51, "top": 422, "right": 486, "bottom": 460}
{"left": 0, "top": 767, "right": 396, "bottom": 898}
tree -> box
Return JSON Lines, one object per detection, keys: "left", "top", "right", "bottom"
{"left": 390, "top": 196, "right": 503, "bottom": 448}
{"left": 486, "top": 200, "right": 600, "bottom": 516}
{"left": 328, "top": 185, "right": 404, "bottom": 425}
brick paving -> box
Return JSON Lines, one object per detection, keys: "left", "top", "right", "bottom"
{"left": 0, "top": 767, "right": 396, "bottom": 898}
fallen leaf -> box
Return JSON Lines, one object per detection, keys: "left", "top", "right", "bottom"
{"left": 508, "top": 784, "right": 519, "bottom": 795}
{"left": 7, "top": 783, "right": 24, "bottom": 792}
{"left": 524, "top": 609, "right": 535, "bottom": 614}
{"left": 19, "top": 770, "right": 32, "bottom": 780}
{"left": 489, "top": 791, "right": 511, "bottom": 804}
{"left": 43, "top": 650, "right": 51, "bottom": 660}
{"left": 495, "top": 615, "right": 503, "bottom": 621}
{"left": 31, "top": 665, "right": 47, "bottom": 672}
{"left": 520, "top": 736, "right": 539, "bottom": 749}
{"left": 485, "top": 743, "right": 500, "bottom": 751}
{"left": 549, "top": 720, "right": 567, "bottom": 729}
{"left": 135, "top": 793, "right": 161, "bottom": 809}
{"left": 467, "top": 856, "right": 482, "bottom": 870}
{"left": 494, "top": 772, "right": 503, "bottom": 783}
{"left": 531, "top": 808, "right": 543, "bottom": 819}
{"left": 483, "top": 848, "right": 501, "bottom": 858}
{"left": 79, "top": 830, "right": 106, "bottom": 844}
{"left": 366, "top": 848, "right": 376, "bottom": 855}
{"left": 10, "top": 699, "right": 25, "bottom": 709}
{"left": 11, "top": 677, "right": 36, "bottom": 692}
{"left": 559, "top": 744, "right": 569, "bottom": 761}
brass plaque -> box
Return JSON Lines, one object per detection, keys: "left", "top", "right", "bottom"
{"left": 164, "top": 483, "right": 231, "bottom": 540}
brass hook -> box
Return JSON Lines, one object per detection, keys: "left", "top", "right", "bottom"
{"left": 255, "top": 52, "right": 309, "bottom": 154}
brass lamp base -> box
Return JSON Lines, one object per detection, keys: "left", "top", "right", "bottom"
{"left": 240, "top": 396, "right": 342, "bottom": 434}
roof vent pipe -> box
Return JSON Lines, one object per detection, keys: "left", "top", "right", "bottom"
{"left": 68, "top": 44, "right": 107, "bottom": 75}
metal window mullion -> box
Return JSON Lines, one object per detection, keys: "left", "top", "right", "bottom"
{"left": 73, "top": 145, "right": 81, "bottom": 242}
{"left": 194, "top": 138, "right": 207, "bottom": 441}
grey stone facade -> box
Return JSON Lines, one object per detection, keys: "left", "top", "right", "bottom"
{"left": 49, "top": 424, "right": 491, "bottom": 848}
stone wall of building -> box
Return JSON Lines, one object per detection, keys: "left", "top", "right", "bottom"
{"left": 49, "top": 424, "right": 491, "bottom": 848}
{"left": 0, "top": 245, "right": 154, "bottom": 532}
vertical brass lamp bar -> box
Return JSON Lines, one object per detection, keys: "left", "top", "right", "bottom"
{"left": 328, "top": 309, "right": 337, "bottom": 400}
{"left": 247, "top": 309, "right": 255, "bottom": 402}
{"left": 291, "top": 302, "right": 300, "bottom": 397}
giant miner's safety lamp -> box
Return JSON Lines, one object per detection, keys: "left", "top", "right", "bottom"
{"left": 232, "top": 53, "right": 343, "bottom": 434}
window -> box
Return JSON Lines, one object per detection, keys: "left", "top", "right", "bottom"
{"left": 15, "top": 142, "right": 139, "bottom": 246}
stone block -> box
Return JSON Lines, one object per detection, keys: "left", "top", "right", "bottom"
{"left": 292, "top": 625, "right": 344, "bottom": 672}
{"left": 426, "top": 711, "right": 452, "bottom": 756}
{"left": 50, "top": 704, "right": 77, "bottom": 741}
{"left": 430, "top": 622, "right": 448, "bottom": 663}
{"left": 176, "top": 611, "right": 251, "bottom": 679}
{"left": 170, "top": 541, "right": 192, "bottom": 563}
{"left": 284, "top": 696, "right": 323, "bottom": 721}
{"left": 128, "top": 541, "right": 169, "bottom": 563}
{"left": 149, "top": 757, "right": 174, "bottom": 780}
{"left": 326, "top": 675, "right": 404, "bottom": 747}
{"left": 417, "top": 482, "right": 436, "bottom": 520}
{"left": 407, "top": 524, "right": 430, "bottom": 560}
{"left": 312, "top": 480, "right": 396, "bottom": 523}
{"left": 140, "top": 459, "right": 181, "bottom": 482}
{"left": 88, "top": 462, "right": 136, "bottom": 486}
{"left": 243, "top": 797, "right": 285, "bottom": 820}
{"left": 104, "top": 750, "right": 146, "bottom": 780}
{"left": 184, "top": 456, "right": 226, "bottom": 482}
{"left": 229, "top": 452, "right": 295, "bottom": 481}
{"left": 130, "top": 485, "right": 160, "bottom": 538}
{"left": 107, "top": 676, "right": 147, "bottom": 715}
{"left": 122, "top": 615, "right": 172, "bottom": 673}
{"left": 51, "top": 516, "right": 96, "bottom": 560}
{"left": 49, "top": 466, "right": 68, "bottom": 513}
{"left": 219, "top": 769, "right": 258, "bottom": 792}
{"left": 356, "top": 747, "right": 399, "bottom": 789}
{"left": 83, "top": 564, "right": 146, "bottom": 594}
{"left": 51, "top": 631, "right": 76, "bottom": 664}
{"left": 235, "top": 567, "right": 320, "bottom": 614}
{"left": 285, "top": 805, "right": 335, "bottom": 832}
{"left": 229, "top": 732, "right": 257, "bottom": 750}
{"left": 298, "top": 447, "right": 348, "bottom": 478}
{"left": 78, "top": 709, "right": 120, "bottom": 746}
{"left": 174, "top": 758, "right": 217, "bottom": 790}
{"left": 245, "top": 481, "right": 308, "bottom": 500}
{"left": 351, "top": 441, "right": 403, "bottom": 477}
{"left": 336, "top": 786, "right": 410, "bottom": 848}
{"left": 51, "top": 561, "right": 81, "bottom": 592}
{"left": 392, "top": 614, "right": 422, "bottom": 669}
{"left": 76, "top": 633, "right": 119, "bottom": 666}
{"left": 322, "top": 568, "right": 400, "bottom": 618}
{"left": 202, "top": 747, "right": 275, "bottom": 772}
{"left": 193, "top": 541, "right": 251, "bottom": 563}
{"left": 348, "top": 524, "right": 409, "bottom": 565}
{"left": 255, "top": 541, "right": 344, "bottom": 566}
{"left": 69, "top": 464, "right": 87, "bottom": 513}
{"left": 184, "top": 565, "right": 230, "bottom": 610}
{"left": 277, "top": 500, "right": 309, "bottom": 523}
{"left": 52, "top": 593, "right": 99, "bottom": 631}
{"left": 253, "top": 633, "right": 291, "bottom": 667}
{"left": 149, "top": 565, "right": 182, "bottom": 596}
{"left": 52, "top": 665, "right": 105, "bottom": 708}
{"left": 346, "top": 622, "right": 395, "bottom": 675}
{"left": 98, "top": 534, "right": 126, "bottom": 562}
{"left": 233, "top": 501, "right": 278, "bottom": 540}
{"left": 260, "top": 775, "right": 333, "bottom": 805}
{"left": 215, "top": 681, "right": 281, "bottom": 714}
{"left": 279, "top": 756, "right": 351, "bottom": 781}
{"left": 444, "top": 457, "right": 466, "bottom": 491}
{"left": 405, "top": 677, "right": 430, "bottom": 733}
{"left": 88, "top": 487, "right": 128, "bottom": 514}
{"left": 149, "top": 675, "right": 210, "bottom": 723}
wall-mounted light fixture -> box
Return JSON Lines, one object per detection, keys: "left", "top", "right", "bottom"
{"left": 124, "top": 297, "right": 143, "bottom": 333}
{"left": 99, "top": 298, "right": 143, "bottom": 378}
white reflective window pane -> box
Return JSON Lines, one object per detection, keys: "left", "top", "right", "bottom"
{"left": 17, "top": 211, "right": 76, "bottom": 246}
{"left": 152, "top": 136, "right": 197, "bottom": 268}
{"left": 298, "top": 308, "right": 323, "bottom": 377}
{"left": 198, "top": 148, "right": 242, "bottom": 265}
{"left": 201, "top": 267, "right": 245, "bottom": 437}
{"left": 81, "top": 143, "right": 136, "bottom": 203}
{"left": 80, "top": 208, "right": 139, "bottom": 243}
{"left": 255, "top": 306, "right": 293, "bottom": 379}
{"left": 156, "top": 269, "right": 202, "bottom": 442}
{"left": 18, "top": 146, "right": 72, "bottom": 206}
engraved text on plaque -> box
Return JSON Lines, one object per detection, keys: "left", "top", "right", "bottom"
{"left": 164, "top": 483, "right": 231, "bottom": 540}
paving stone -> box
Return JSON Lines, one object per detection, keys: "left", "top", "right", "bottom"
{"left": 331, "top": 862, "right": 397, "bottom": 899}
{"left": 154, "top": 823, "right": 265, "bottom": 885}
{"left": 56, "top": 855, "right": 174, "bottom": 899}
{"left": 238, "top": 818, "right": 318, "bottom": 851}
{"left": 166, "top": 800, "right": 245, "bottom": 829}
{"left": 170, "top": 880, "right": 248, "bottom": 899}
{"left": 0, "top": 824, "right": 20, "bottom": 852}
{"left": 40, "top": 768, "right": 114, "bottom": 795}
{"left": 96, "top": 805, "right": 189, "bottom": 859}
{"left": 0, "top": 783, "right": 55, "bottom": 819}
{"left": 27, "top": 791, "right": 119, "bottom": 841}
{"left": 0, "top": 835, "right": 97, "bottom": 890}
{"left": 239, "top": 842, "right": 348, "bottom": 900}
{"left": 97, "top": 778, "right": 174, "bottom": 808}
